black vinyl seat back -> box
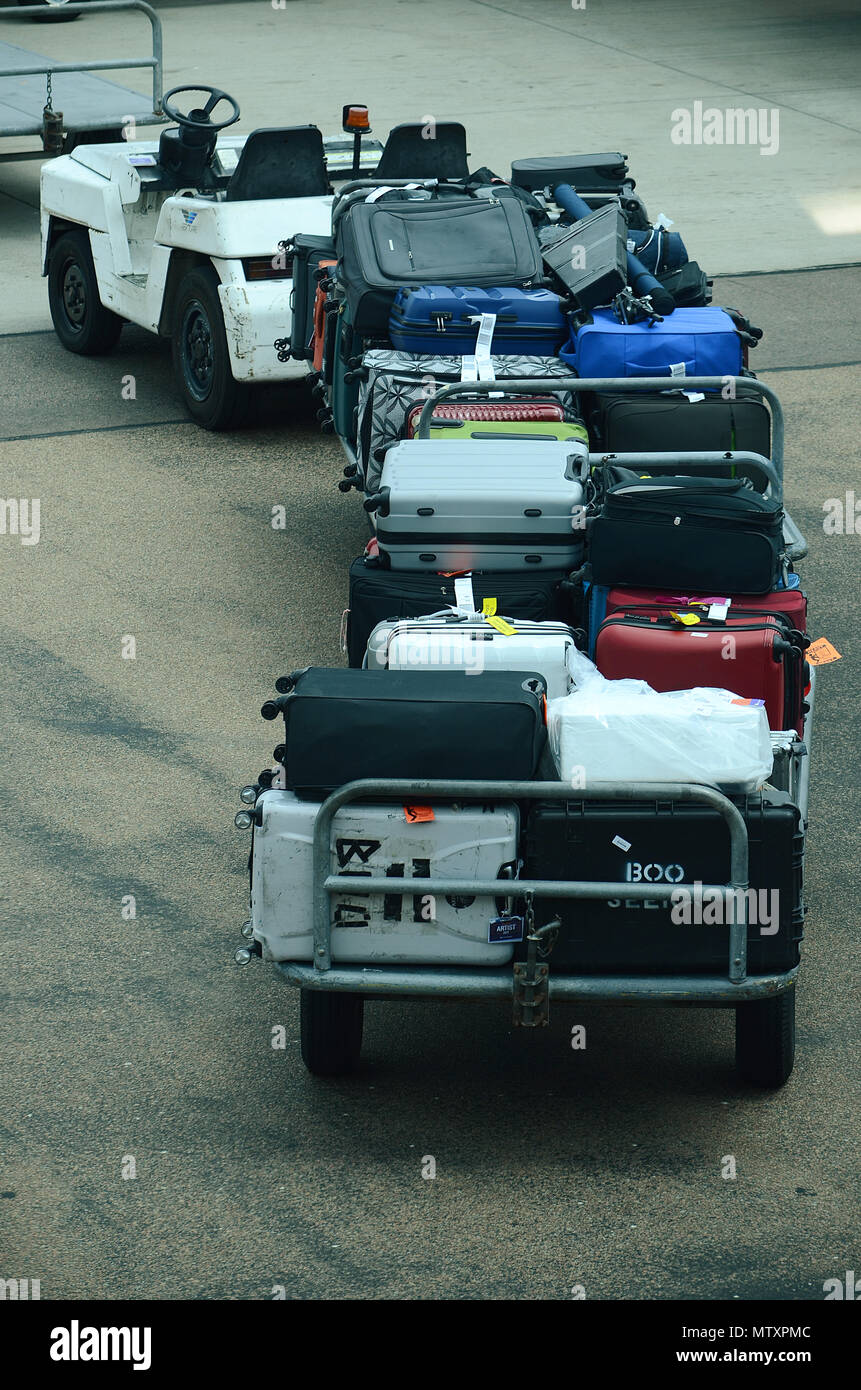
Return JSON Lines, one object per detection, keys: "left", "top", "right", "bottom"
{"left": 374, "top": 122, "right": 469, "bottom": 181}
{"left": 226, "top": 125, "right": 331, "bottom": 201}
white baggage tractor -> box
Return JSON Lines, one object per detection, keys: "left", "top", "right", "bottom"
{"left": 251, "top": 790, "right": 519, "bottom": 965}
{"left": 370, "top": 438, "right": 589, "bottom": 572}
{"left": 365, "top": 612, "right": 580, "bottom": 701}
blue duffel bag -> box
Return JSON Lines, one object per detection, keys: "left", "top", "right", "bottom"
{"left": 559, "top": 306, "right": 745, "bottom": 378}
{"left": 626, "top": 226, "right": 688, "bottom": 275}
{"left": 389, "top": 285, "right": 567, "bottom": 356}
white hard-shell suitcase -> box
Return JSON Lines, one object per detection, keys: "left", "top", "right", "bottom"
{"left": 251, "top": 790, "right": 519, "bottom": 965}
{"left": 365, "top": 612, "right": 580, "bottom": 701}
{"left": 371, "top": 438, "right": 588, "bottom": 572}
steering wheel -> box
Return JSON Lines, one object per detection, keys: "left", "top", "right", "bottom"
{"left": 161, "top": 85, "right": 240, "bottom": 133}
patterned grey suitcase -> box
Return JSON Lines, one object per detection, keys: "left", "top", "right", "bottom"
{"left": 370, "top": 438, "right": 588, "bottom": 572}
{"left": 356, "top": 350, "right": 577, "bottom": 493}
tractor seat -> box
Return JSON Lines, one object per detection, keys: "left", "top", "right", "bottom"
{"left": 225, "top": 125, "right": 331, "bottom": 201}
{"left": 373, "top": 122, "right": 470, "bottom": 181}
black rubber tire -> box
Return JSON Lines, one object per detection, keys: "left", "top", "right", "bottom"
{"left": 171, "top": 265, "right": 250, "bottom": 430}
{"left": 735, "top": 987, "right": 796, "bottom": 1088}
{"left": 300, "top": 990, "right": 364, "bottom": 1076}
{"left": 48, "top": 229, "right": 123, "bottom": 355}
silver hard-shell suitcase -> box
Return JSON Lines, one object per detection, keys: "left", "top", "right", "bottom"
{"left": 370, "top": 438, "right": 588, "bottom": 572}
{"left": 251, "top": 790, "right": 519, "bottom": 965}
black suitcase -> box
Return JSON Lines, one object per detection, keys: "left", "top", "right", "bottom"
{"left": 658, "top": 260, "right": 712, "bottom": 308}
{"left": 261, "top": 667, "right": 548, "bottom": 798}
{"left": 588, "top": 471, "right": 785, "bottom": 594}
{"left": 523, "top": 791, "right": 804, "bottom": 974}
{"left": 589, "top": 391, "right": 771, "bottom": 487}
{"left": 540, "top": 204, "right": 627, "bottom": 309}
{"left": 345, "top": 557, "right": 582, "bottom": 667}
{"left": 511, "top": 152, "right": 631, "bottom": 194}
{"left": 337, "top": 197, "right": 543, "bottom": 335}
{"left": 289, "top": 233, "right": 336, "bottom": 359}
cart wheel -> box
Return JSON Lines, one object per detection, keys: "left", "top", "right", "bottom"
{"left": 172, "top": 266, "right": 250, "bottom": 430}
{"left": 48, "top": 229, "right": 123, "bottom": 355}
{"left": 300, "top": 989, "right": 364, "bottom": 1076}
{"left": 735, "top": 987, "right": 796, "bottom": 1088}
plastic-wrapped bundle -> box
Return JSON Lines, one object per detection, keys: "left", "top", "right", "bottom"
{"left": 548, "top": 652, "right": 773, "bottom": 793}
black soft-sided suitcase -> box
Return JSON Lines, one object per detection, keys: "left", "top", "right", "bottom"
{"left": 289, "top": 233, "right": 337, "bottom": 359}
{"left": 590, "top": 391, "right": 771, "bottom": 486}
{"left": 337, "top": 197, "right": 543, "bottom": 335}
{"left": 511, "top": 153, "right": 631, "bottom": 194}
{"left": 588, "top": 471, "right": 785, "bottom": 594}
{"left": 523, "top": 792, "right": 804, "bottom": 974}
{"left": 261, "top": 667, "right": 548, "bottom": 798}
{"left": 345, "top": 557, "right": 581, "bottom": 667}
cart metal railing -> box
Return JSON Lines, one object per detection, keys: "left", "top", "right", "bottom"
{"left": 276, "top": 777, "right": 800, "bottom": 1011}
{"left": 1, "top": 2, "right": 163, "bottom": 125}
{"left": 413, "top": 374, "right": 807, "bottom": 563}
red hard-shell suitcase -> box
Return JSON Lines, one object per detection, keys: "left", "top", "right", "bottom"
{"left": 595, "top": 596, "right": 809, "bottom": 734}
{"left": 604, "top": 584, "right": 808, "bottom": 633}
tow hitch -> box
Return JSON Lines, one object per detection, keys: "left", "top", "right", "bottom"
{"left": 512, "top": 894, "right": 560, "bottom": 1028}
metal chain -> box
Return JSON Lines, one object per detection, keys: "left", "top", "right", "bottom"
{"left": 45, "top": 71, "right": 53, "bottom": 113}
{"left": 524, "top": 892, "right": 535, "bottom": 940}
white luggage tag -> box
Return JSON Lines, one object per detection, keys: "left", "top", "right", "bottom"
{"left": 469, "top": 313, "right": 497, "bottom": 380}
{"left": 365, "top": 183, "right": 421, "bottom": 202}
{"left": 454, "top": 575, "right": 477, "bottom": 616}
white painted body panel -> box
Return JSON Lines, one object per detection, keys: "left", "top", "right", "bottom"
{"left": 40, "top": 136, "right": 334, "bottom": 381}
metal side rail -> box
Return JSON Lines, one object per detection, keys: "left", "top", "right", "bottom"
{"left": 277, "top": 778, "right": 799, "bottom": 1013}
{"left": 1, "top": 2, "right": 163, "bottom": 144}
{"left": 414, "top": 375, "right": 807, "bottom": 564}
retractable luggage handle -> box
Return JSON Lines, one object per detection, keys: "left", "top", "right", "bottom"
{"left": 310, "top": 778, "right": 753, "bottom": 987}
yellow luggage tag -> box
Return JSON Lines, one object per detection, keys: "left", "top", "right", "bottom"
{"left": 670, "top": 610, "right": 701, "bottom": 627}
{"left": 481, "top": 598, "right": 517, "bottom": 635}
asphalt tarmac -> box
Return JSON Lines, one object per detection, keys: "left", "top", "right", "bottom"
{"left": 0, "top": 0, "right": 858, "bottom": 1304}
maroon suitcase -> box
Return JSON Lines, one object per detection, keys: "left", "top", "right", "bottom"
{"left": 405, "top": 398, "right": 567, "bottom": 436}
{"left": 595, "top": 598, "right": 809, "bottom": 735}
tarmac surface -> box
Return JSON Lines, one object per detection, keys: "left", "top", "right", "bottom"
{"left": 0, "top": 0, "right": 858, "bottom": 1302}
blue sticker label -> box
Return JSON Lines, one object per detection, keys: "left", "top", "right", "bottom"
{"left": 488, "top": 915, "right": 524, "bottom": 944}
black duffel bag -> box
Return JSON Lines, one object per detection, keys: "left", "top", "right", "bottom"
{"left": 588, "top": 470, "right": 785, "bottom": 594}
